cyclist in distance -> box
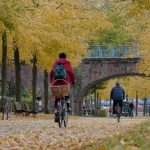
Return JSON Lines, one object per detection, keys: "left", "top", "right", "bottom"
{"left": 50, "top": 52, "right": 76, "bottom": 121}
{"left": 129, "top": 101, "right": 134, "bottom": 117}
{"left": 110, "top": 82, "right": 125, "bottom": 115}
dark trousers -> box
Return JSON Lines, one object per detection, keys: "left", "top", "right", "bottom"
{"left": 55, "top": 96, "right": 70, "bottom": 109}
{"left": 113, "top": 100, "right": 123, "bottom": 114}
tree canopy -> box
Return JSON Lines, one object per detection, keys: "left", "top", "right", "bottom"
{"left": 0, "top": 0, "right": 112, "bottom": 69}
{"left": 94, "top": 76, "right": 150, "bottom": 100}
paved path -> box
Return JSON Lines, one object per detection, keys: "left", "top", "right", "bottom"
{"left": 0, "top": 120, "right": 51, "bottom": 136}
{"left": 0, "top": 115, "right": 149, "bottom": 150}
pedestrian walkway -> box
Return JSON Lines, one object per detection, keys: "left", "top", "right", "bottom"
{"left": 0, "top": 114, "right": 149, "bottom": 149}
{"left": 0, "top": 120, "right": 51, "bottom": 136}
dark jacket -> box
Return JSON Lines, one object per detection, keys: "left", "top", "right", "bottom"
{"left": 129, "top": 102, "right": 134, "bottom": 109}
{"left": 50, "top": 58, "right": 76, "bottom": 85}
{"left": 110, "top": 83, "right": 125, "bottom": 101}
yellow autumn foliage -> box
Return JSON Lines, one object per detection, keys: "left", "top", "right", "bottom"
{"left": 93, "top": 0, "right": 150, "bottom": 101}
{"left": 0, "top": 0, "right": 111, "bottom": 70}
{"left": 112, "top": 0, "right": 150, "bottom": 75}
{"left": 96, "top": 76, "right": 150, "bottom": 100}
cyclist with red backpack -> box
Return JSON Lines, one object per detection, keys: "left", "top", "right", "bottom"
{"left": 50, "top": 53, "right": 76, "bottom": 122}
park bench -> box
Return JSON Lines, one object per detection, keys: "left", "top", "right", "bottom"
{"left": 14, "top": 102, "right": 25, "bottom": 115}
{"left": 23, "top": 103, "right": 37, "bottom": 117}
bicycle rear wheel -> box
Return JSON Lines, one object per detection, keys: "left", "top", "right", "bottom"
{"left": 7, "top": 102, "right": 12, "bottom": 119}
{"left": 64, "top": 111, "right": 68, "bottom": 127}
{"left": 117, "top": 112, "right": 120, "bottom": 123}
{"left": 58, "top": 111, "right": 68, "bottom": 128}
{"left": 58, "top": 110, "right": 68, "bottom": 128}
{"left": 57, "top": 98, "right": 69, "bottom": 128}
{"left": 117, "top": 107, "right": 121, "bottom": 123}
{"left": 58, "top": 112, "right": 63, "bottom": 128}
{"left": 55, "top": 100, "right": 63, "bottom": 128}
{"left": 3, "top": 102, "right": 12, "bottom": 120}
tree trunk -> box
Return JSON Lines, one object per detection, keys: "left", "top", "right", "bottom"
{"left": 110, "top": 99, "right": 112, "bottom": 108}
{"left": 8, "top": 79, "right": 15, "bottom": 97}
{"left": 97, "top": 92, "right": 99, "bottom": 109}
{"left": 32, "top": 54, "right": 37, "bottom": 112}
{"left": 126, "top": 95, "right": 129, "bottom": 102}
{"left": 1, "top": 31, "right": 7, "bottom": 120}
{"left": 44, "top": 70, "right": 49, "bottom": 114}
{"left": 1, "top": 31, "right": 7, "bottom": 98}
{"left": 149, "top": 105, "right": 150, "bottom": 117}
{"left": 14, "top": 45, "right": 21, "bottom": 102}
{"left": 135, "top": 91, "right": 138, "bottom": 116}
{"left": 71, "top": 87, "right": 75, "bottom": 115}
{"left": 99, "top": 97, "right": 101, "bottom": 110}
{"left": 94, "top": 91, "right": 97, "bottom": 116}
{"left": 143, "top": 98, "right": 146, "bottom": 116}
{"left": 94, "top": 90, "right": 97, "bottom": 110}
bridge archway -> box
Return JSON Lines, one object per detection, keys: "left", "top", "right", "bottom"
{"left": 73, "top": 57, "right": 144, "bottom": 115}
{"left": 76, "top": 73, "right": 146, "bottom": 115}
{"left": 79, "top": 73, "right": 145, "bottom": 98}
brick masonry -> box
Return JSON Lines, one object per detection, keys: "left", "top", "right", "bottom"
{"left": 74, "top": 58, "right": 143, "bottom": 115}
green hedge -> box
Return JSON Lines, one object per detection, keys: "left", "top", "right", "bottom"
{"left": 95, "top": 109, "right": 108, "bottom": 117}
{"left": 21, "top": 97, "right": 32, "bottom": 108}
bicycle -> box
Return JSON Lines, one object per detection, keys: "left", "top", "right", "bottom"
{"left": 51, "top": 79, "right": 70, "bottom": 128}
{"left": 56, "top": 97, "right": 68, "bottom": 128}
{"left": 115, "top": 102, "right": 121, "bottom": 123}
{"left": 1, "top": 97, "right": 13, "bottom": 120}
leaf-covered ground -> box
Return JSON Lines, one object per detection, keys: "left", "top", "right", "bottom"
{"left": 0, "top": 114, "right": 149, "bottom": 150}
{"left": 88, "top": 121, "right": 150, "bottom": 150}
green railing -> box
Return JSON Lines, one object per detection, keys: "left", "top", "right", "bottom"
{"left": 87, "top": 45, "right": 140, "bottom": 58}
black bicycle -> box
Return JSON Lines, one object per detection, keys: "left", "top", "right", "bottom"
{"left": 115, "top": 102, "right": 121, "bottom": 123}
{"left": 56, "top": 97, "right": 68, "bottom": 128}
{"left": 2, "top": 97, "right": 13, "bottom": 120}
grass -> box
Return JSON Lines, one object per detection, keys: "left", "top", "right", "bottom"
{"left": 86, "top": 121, "right": 150, "bottom": 150}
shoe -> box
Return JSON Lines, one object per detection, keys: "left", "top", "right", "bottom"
{"left": 54, "top": 113, "right": 58, "bottom": 122}
{"left": 54, "top": 117, "right": 58, "bottom": 122}
{"left": 113, "top": 114, "right": 117, "bottom": 118}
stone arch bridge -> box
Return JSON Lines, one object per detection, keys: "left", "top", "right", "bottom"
{"left": 73, "top": 57, "right": 144, "bottom": 115}
{"left": 0, "top": 57, "right": 143, "bottom": 115}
